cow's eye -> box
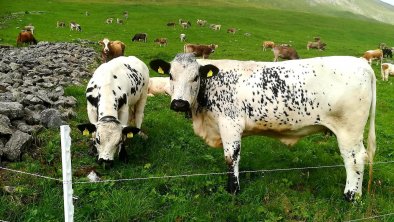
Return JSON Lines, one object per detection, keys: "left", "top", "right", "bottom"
{"left": 193, "top": 76, "right": 199, "bottom": 82}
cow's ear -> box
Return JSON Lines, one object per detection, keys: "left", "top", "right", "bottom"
{"left": 199, "top": 64, "right": 219, "bottom": 79}
{"left": 122, "top": 126, "right": 140, "bottom": 139}
{"left": 77, "top": 123, "right": 96, "bottom": 136}
{"left": 98, "top": 41, "right": 103, "bottom": 45}
{"left": 149, "top": 59, "right": 171, "bottom": 75}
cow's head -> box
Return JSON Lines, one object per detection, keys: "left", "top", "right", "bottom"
{"left": 149, "top": 53, "right": 219, "bottom": 114}
{"left": 77, "top": 116, "right": 140, "bottom": 165}
{"left": 99, "top": 38, "right": 110, "bottom": 54}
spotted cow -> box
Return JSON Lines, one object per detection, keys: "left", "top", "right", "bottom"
{"left": 150, "top": 53, "right": 376, "bottom": 201}
{"left": 77, "top": 56, "right": 149, "bottom": 165}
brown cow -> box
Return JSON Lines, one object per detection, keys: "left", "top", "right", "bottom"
{"left": 154, "top": 38, "right": 168, "bottom": 47}
{"left": 273, "top": 45, "right": 300, "bottom": 62}
{"left": 362, "top": 49, "right": 383, "bottom": 65}
{"left": 16, "top": 31, "right": 37, "bottom": 47}
{"left": 307, "top": 41, "right": 326, "bottom": 50}
{"left": 262, "top": 41, "right": 275, "bottom": 51}
{"left": 98, "top": 38, "right": 125, "bottom": 63}
{"left": 227, "top": 28, "right": 237, "bottom": 34}
{"left": 184, "top": 44, "right": 218, "bottom": 59}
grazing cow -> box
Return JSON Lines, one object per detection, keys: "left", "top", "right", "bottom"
{"left": 147, "top": 77, "right": 171, "bottom": 97}
{"left": 273, "top": 45, "right": 299, "bottom": 62}
{"left": 154, "top": 38, "right": 168, "bottom": 47}
{"left": 106, "top": 18, "right": 114, "bottom": 24}
{"left": 167, "top": 22, "right": 176, "bottom": 28}
{"left": 210, "top": 24, "right": 221, "bottom": 31}
{"left": 16, "top": 31, "right": 37, "bottom": 46}
{"left": 132, "top": 33, "right": 148, "bottom": 42}
{"left": 184, "top": 44, "right": 218, "bottom": 59}
{"left": 307, "top": 41, "right": 327, "bottom": 50}
{"left": 77, "top": 56, "right": 149, "bottom": 164}
{"left": 362, "top": 49, "right": 383, "bottom": 65}
{"left": 382, "top": 47, "right": 392, "bottom": 58}
{"left": 70, "top": 22, "right": 82, "bottom": 31}
{"left": 99, "top": 38, "right": 126, "bottom": 63}
{"left": 116, "top": 18, "right": 124, "bottom": 24}
{"left": 149, "top": 53, "right": 376, "bottom": 201}
{"left": 262, "top": 41, "right": 275, "bottom": 51}
{"left": 197, "top": 19, "right": 207, "bottom": 26}
{"left": 381, "top": 63, "right": 394, "bottom": 81}
{"left": 181, "top": 21, "right": 191, "bottom": 29}
{"left": 227, "top": 28, "right": 237, "bottom": 34}
{"left": 180, "top": 33, "right": 186, "bottom": 42}
{"left": 57, "top": 21, "right": 66, "bottom": 28}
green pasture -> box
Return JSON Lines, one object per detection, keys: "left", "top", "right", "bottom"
{"left": 0, "top": 0, "right": 393, "bottom": 221}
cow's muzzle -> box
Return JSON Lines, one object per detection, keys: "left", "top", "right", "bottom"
{"left": 170, "top": 99, "right": 190, "bottom": 112}
{"left": 97, "top": 158, "right": 114, "bottom": 169}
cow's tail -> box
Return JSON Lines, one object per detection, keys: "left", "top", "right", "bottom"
{"left": 367, "top": 70, "right": 376, "bottom": 194}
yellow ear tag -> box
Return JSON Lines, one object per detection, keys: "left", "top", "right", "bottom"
{"left": 158, "top": 67, "right": 164, "bottom": 74}
{"left": 83, "top": 129, "right": 90, "bottom": 136}
{"left": 127, "top": 132, "right": 133, "bottom": 138}
{"left": 207, "top": 70, "right": 213, "bottom": 77}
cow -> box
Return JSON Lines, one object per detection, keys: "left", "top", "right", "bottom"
{"left": 362, "top": 49, "right": 383, "bottom": 65}
{"left": 132, "top": 33, "right": 147, "bottom": 42}
{"left": 181, "top": 21, "right": 191, "bottom": 29}
{"left": 197, "top": 19, "right": 207, "bottom": 26}
{"left": 382, "top": 47, "right": 392, "bottom": 58}
{"left": 24, "top": 25, "right": 35, "bottom": 34}
{"left": 262, "top": 41, "right": 275, "bottom": 51}
{"left": 154, "top": 38, "right": 168, "bottom": 47}
{"left": 70, "top": 22, "right": 82, "bottom": 31}
{"left": 273, "top": 45, "right": 300, "bottom": 62}
{"left": 99, "top": 38, "right": 126, "bottom": 63}
{"left": 106, "top": 18, "right": 114, "bottom": 24}
{"left": 77, "top": 56, "right": 149, "bottom": 165}
{"left": 123, "top": 11, "right": 128, "bottom": 20}
{"left": 210, "top": 24, "right": 221, "bottom": 31}
{"left": 307, "top": 41, "right": 326, "bottom": 50}
{"left": 147, "top": 77, "right": 171, "bottom": 97}
{"left": 227, "top": 28, "right": 237, "bottom": 34}
{"left": 184, "top": 44, "right": 218, "bottom": 59}
{"left": 381, "top": 63, "right": 394, "bottom": 81}
{"left": 167, "top": 22, "right": 176, "bottom": 28}
{"left": 57, "top": 21, "right": 66, "bottom": 28}
{"left": 116, "top": 18, "right": 124, "bottom": 24}
{"left": 16, "top": 31, "right": 37, "bottom": 47}
{"left": 149, "top": 53, "right": 376, "bottom": 201}
{"left": 180, "top": 33, "right": 186, "bottom": 42}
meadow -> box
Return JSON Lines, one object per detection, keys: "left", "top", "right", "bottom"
{"left": 0, "top": 0, "right": 394, "bottom": 221}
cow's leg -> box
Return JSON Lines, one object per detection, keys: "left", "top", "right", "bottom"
{"left": 219, "top": 119, "right": 243, "bottom": 194}
{"left": 336, "top": 131, "right": 368, "bottom": 201}
{"left": 132, "top": 95, "right": 148, "bottom": 139}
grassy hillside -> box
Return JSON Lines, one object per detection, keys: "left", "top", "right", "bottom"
{"left": 0, "top": 0, "right": 394, "bottom": 221}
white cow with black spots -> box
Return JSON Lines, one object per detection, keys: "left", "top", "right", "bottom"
{"left": 150, "top": 53, "right": 376, "bottom": 201}
{"left": 78, "top": 56, "right": 149, "bottom": 165}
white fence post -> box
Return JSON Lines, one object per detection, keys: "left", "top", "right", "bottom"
{"left": 61, "top": 125, "right": 74, "bottom": 222}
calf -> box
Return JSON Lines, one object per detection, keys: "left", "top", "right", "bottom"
{"left": 132, "top": 33, "right": 147, "bottom": 42}
{"left": 99, "top": 38, "right": 126, "bottom": 63}
{"left": 227, "top": 28, "right": 237, "bottom": 34}
{"left": 167, "top": 22, "right": 176, "bottom": 28}
{"left": 16, "top": 31, "right": 37, "bottom": 46}
{"left": 147, "top": 77, "right": 171, "bottom": 97}
{"left": 150, "top": 53, "right": 376, "bottom": 201}
{"left": 57, "top": 21, "right": 66, "bottom": 28}
{"left": 273, "top": 45, "right": 299, "bottom": 62}
{"left": 106, "top": 18, "right": 113, "bottom": 24}
{"left": 184, "top": 44, "right": 218, "bottom": 59}
{"left": 362, "top": 49, "right": 383, "bottom": 65}
{"left": 117, "top": 18, "right": 124, "bottom": 24}
{"left": 154, "top": 38, "right": 168, "bottom": 47}
{"left": 262, "top": 41, "right": 275, "bottom": 51}
{"left": 210, "top": 24, "right": 221, "bottom": 31}
{"left": 196, "top": 19, "right": 207, "bottom": 26}
{"left": 181, "top": 21, "right": 191, "bottom": 29}
{"left": 307, "top": 41, "right": 326, "bottom": 50}
{"left": 381, "top": 63, "right": 394, "bottom": 81}
{"left": 70, "top": 22, "right": 82, "bottom": 31}
{"left": 77, "top": 56, "right": 149, "bottom": 164}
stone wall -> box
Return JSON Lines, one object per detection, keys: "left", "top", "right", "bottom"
{"left": 0, "top": 42, "right": 98, "bottom": 161}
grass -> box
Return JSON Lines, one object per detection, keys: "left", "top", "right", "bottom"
{"left": 1, "top": 0, "right": 394, "bottom": 221}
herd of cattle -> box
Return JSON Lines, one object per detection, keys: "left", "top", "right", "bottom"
{"left": 13, "top": 16, "right": 393, "bottom": 201}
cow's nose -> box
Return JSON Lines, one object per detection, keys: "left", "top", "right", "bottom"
{"left": 97, "top": 158, "right": 114, "bottom": 169}
{"left": 170, "top": 99, "right": 190, "bottom": 112}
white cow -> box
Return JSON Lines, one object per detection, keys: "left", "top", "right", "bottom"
{"left": 77, "top": 56, "right": 149, "bottom": 164}
{"left": 150, "top": 54, "right": 376, "bottom": 201}
{"left": 381, "top": 63, "right": 394, "bottom": 81}
{"left": 148, "top": 77, "right": 171, "bottom": 97}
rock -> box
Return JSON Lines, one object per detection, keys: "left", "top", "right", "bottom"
{"left": 0, "top": 102, "right": 24, "bottom": 119}
{"left": 40, "top": 108, "right": 65, "bottom": 129}
{"left": 2, "top": 130, "right": 32, "bottom": 161}
{"left": 12, "top": 120, "right": 43, "bottom": 134}
{"left": 0, "top": 114, "right": 13, "bottom": 135}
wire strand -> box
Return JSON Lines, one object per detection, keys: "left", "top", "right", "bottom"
{"left": 344, "top": 212, "right": 394, "bottom": 222}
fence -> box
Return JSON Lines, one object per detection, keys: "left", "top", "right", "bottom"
{"left": 0, "top": 125, "right": 393, "bottom": 222}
